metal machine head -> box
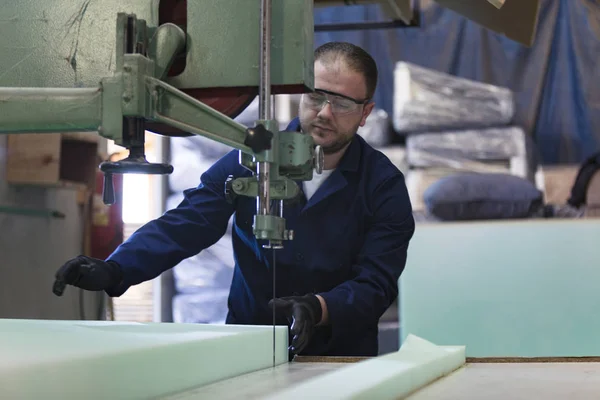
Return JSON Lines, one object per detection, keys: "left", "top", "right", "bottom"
{"left": 0, "top": 1, "right": 321, "bottom": 248}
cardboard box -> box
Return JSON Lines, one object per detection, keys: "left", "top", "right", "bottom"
{"left": 539, "top": 165, "right": 600, "bottom": 218}
{"left": 539, "top": 165, "right": 580, "bottom": 205}
{"left": 585, "top": 171, "right": 600, "bottom": 218}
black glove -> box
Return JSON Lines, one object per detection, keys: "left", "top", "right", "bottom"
{"left": 52, "top": 255, "right": 123, "bottom": 296}
{"left": 269, "top": 294, "right": 322, "bottom": 355}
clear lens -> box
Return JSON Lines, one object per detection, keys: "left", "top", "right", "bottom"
{"left": 302, "top": 92, "right": 359, "bottom": 115}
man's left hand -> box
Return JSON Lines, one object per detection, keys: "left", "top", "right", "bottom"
{"left": 269, "top": 294, "right": 322, "bottom": 355}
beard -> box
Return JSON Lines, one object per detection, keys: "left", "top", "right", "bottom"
{"left": 300, "top": 117, "right": 360, "bottom": 155}
{"left": 320, "top": 133, "right": 354, "bottom": 154}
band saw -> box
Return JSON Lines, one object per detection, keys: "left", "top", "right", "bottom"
{"left": 4, "top": 1, "right": 595, "bottom": 399}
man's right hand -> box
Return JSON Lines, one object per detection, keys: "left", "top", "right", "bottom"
{"left": 52, "top": 255, "right": 123, "bottom": 296}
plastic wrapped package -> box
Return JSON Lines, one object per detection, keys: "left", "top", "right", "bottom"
{"left": 172, "top": 289, "right": 231, "bottom": 324}
{"left": 406, "top": 126, "right": 536, "bottom": 180}
{"left": 393, "top": 62, "right": 515, "bottom": 133}
{"left": 166, "top": 192, "right": 234, "bottom": 295}
{"left": 165, "top": 193, "right": 234, "bottom": 324}
{"left": 357, "top": 109, "right": 391, "bottom": 147}
{"left": 171, "top": 226, "right": 235, "bottom": 294}
{"left": 165, "top": 103, "right": 262, "bottom": 324}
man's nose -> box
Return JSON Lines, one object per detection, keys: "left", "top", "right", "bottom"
{"left": 317, "top": 101, "right": 334, "bottom": 119}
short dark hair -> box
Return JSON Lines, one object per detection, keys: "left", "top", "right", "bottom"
{"left": 314, "top": 42, "right": 378, "bottom": 99}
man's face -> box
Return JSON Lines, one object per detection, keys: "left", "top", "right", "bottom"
{"left": 298, "top": 60, "right": 375, "bottom": 155}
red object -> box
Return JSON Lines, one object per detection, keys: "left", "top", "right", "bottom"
{"left": 90, "top": 171, "right": 124, "bottom": 260}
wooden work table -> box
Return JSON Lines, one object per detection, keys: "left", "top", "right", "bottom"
{"left": 160, "top": 361, "right": 346, "bottom": 399}
{"left": 6, "top": 319, "right": 598, "bottom": 398}
{"left": 407, "top": 360, "right": 600, "bottom": 399}
{"left": 160, "top": 356, "right": 358, "bottom": 399}
{"left": 160, "top": 357, "right": 600, "bottom": 399}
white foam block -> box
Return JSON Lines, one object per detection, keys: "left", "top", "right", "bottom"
{"left": 0, "top": 319, "right": 288, "bottom": 399}
{"left": 263, "top": 334, "right": 466, "bottom": 400}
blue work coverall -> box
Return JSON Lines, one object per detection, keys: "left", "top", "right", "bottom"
{"left": 105, "top": 117, "right": 415, "bottom": 356}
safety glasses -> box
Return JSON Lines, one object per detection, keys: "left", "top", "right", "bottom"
{"left": 301, "top": 89, "right": 370, "bottom": 116}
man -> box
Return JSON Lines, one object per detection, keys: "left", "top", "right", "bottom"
{"left": 53, "top": 42, "right": 415, "bottom": 357}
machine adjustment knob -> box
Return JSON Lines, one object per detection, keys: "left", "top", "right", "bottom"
{"left": 100, "top": 159, "right": 174, "bottom": 175}
{"left": 314, "top": 145, "right": 324, "bottom": 175}
{"left": 102, "top": 173, "right": 116, "bottom": 205}
{"left": 244, "top": 124, "right": 273, "bottom": 153}
{"left": 99, "top": 158, "right": 174, "bottom": 205}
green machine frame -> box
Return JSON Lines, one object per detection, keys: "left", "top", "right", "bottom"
{"left": 0, "top": 0, "right": 323, "bottom": 248}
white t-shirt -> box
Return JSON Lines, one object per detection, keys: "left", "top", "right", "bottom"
{"left": 303, "top": 168, "right": 335, "bottom": 201}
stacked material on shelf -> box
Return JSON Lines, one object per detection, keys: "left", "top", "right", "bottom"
{"left": 393, "top": 62, "right": 515, "bottom": 134}
{"left": 406, "top": 127, "right": 533, "bottom": 178}
{"left": 405, "top": 126, "right": 536, "bottom": 212}
{"left": 391, "top": 63, "right": 540, "bottom": 219}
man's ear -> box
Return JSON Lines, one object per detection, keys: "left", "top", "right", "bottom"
{"left": 359, "top": 102, "right": 375, "bottom": 127}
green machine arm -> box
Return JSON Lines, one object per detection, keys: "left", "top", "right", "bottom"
{"left": 0, "top": 4, "right": 322, "bottom": 248}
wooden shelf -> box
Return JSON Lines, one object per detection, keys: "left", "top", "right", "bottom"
{"left": 5, "top": 133, "right": 99, "bottom": 190}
